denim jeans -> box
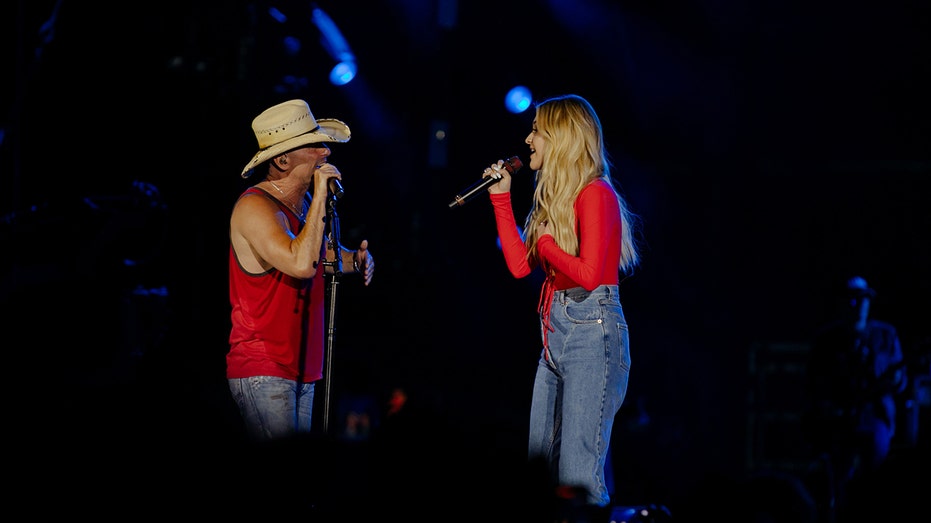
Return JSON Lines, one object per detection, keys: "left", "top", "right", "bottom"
{"left": 228, "top": 376, "right": 315, "bottom": 440}
{"left": 528, "top": 284, "right": 630, "bottom": 507}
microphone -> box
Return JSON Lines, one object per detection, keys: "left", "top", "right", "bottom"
{"left": 328, "top": 178, "right": 345, "bottom": 200}
{"left": 448, "top": 156, "right": 523, "bottom": 209}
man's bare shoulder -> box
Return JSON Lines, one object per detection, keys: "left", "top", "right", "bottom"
{"left": 232, "top": 190, "right": 276, "bottom": 219}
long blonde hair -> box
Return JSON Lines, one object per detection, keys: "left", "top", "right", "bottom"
{"left": 523, "top": 94, "right": 640, "bottom": 274}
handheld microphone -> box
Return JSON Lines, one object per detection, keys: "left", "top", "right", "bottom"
{"left": 328, "top": 178, "right": 345, "bottom": 200}
{"left": 448, "top": 156, "right": 523, "bottom": 209}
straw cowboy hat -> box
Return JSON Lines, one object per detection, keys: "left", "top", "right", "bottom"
{"left": 241, "top": 99, "right": 351, "bottom": 177}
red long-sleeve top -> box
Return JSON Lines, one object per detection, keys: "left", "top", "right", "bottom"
{"left": 490, "top": 179, "right": 622, "bottom": 347}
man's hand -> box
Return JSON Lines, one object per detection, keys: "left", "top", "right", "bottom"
{"left": 354, "top": 239, "right": 374, "bottom": 286}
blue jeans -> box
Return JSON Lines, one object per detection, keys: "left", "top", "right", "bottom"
{"left": 228, "top": 376, "right": 315, "bottom": 440}
{"left": 529, "top": 284, "right": 630, "bottom": 507}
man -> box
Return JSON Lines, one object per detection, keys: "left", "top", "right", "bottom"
{"left": 803, "top": 275, "right": 906, "bottom": 520}
{"left": 227, "top": 99, "right": 374, "bottom": 440}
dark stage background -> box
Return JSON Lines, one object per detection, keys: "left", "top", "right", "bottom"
{"left": 4, "top": 0, "right": 930, "bottom": 517}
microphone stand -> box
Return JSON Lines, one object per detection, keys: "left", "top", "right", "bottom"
{"left": 320, "top": 191, "right": 342, "bottom": 436}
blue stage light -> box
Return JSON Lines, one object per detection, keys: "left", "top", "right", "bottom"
{"left": 329, "top": 61, "right": 357, "bottom": 86}
{"left": 505, "top": 86, "right": 533, "bottom": 114}
{"left": 312, "top": 6, "right": 357, "bottom": 86}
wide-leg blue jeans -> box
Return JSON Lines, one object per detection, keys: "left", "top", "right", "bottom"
{"left": 528, "top": 284, "right": 631, "bottom": 507}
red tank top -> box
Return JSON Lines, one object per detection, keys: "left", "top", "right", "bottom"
{"left": 227, "top": 188, "right": 325, "bottom": 383}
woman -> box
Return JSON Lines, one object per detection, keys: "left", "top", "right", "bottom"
{"left": 484, "top": 94, "right": 640, "bottom": 507}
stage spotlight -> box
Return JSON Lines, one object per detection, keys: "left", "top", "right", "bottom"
{"left": 329, "top": 60, "right": 357, "bottom": 86}
{"left": 268, "top": 6, "right": 287, "bottom": 24}
{"left": 505, "top": 85, "right": 533, "bottom": 114}
{"left": 311, "top": 4, "right": 357, "bottom": 86}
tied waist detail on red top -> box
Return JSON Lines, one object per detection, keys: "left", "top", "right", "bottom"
{"left": 538, "top": 268, "right": 557, "bottom": 352}
{"left": 538, "top": 279, "right": 622, "bottom": 358}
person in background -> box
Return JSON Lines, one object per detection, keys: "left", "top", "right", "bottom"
{"left": 482, "top": 93, "right": 641, "bottom": 509}
{"left": 227, "top": 99, "right": 374, "bottom": 441}
{"left": 802, "top": 275, "right": 907, "bottom": 522}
